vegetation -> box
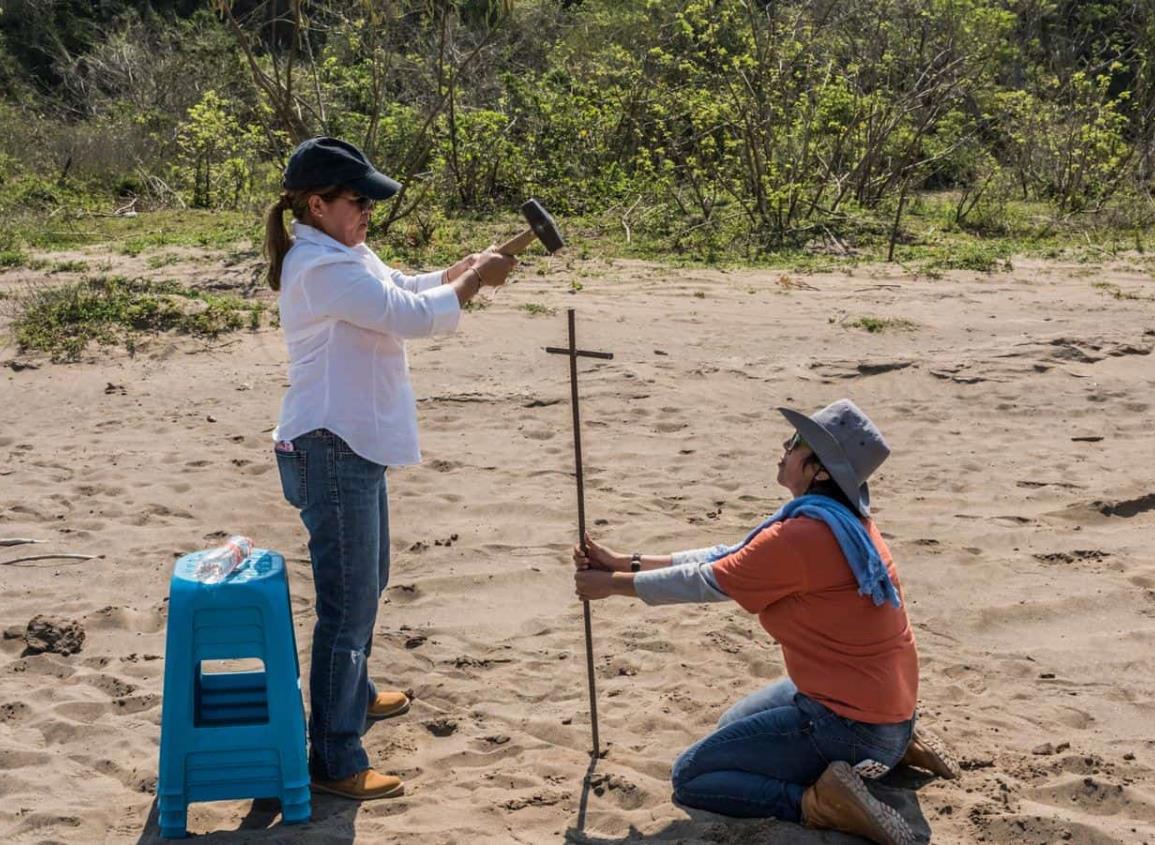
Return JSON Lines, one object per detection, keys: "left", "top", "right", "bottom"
{"left": 1, "top": 1, "right": 1153, "bottom": 266}
{"left": 6, "top": 275, "right": 266, "bottom": 361}
{"left": 843, "top": 316, "right": 920, "bottom": 333}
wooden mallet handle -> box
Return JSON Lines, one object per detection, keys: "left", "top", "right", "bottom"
{"left": 496, "top": 198, "right": 565, "bottom": 256}
{"left": 496, "top": 227, "right": 539, "bottom": 255}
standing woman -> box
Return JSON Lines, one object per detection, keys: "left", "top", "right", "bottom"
{"left": 575, "top": 400, "right": 953, "bottom": 845}
{"left": 266, "top": 137, "right": 515, "bottom": 800}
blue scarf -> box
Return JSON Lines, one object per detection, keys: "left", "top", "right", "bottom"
{"left": 706, "top": 494, "right": 901, "bottom": 608}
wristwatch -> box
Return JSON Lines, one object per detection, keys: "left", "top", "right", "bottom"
{"left": 629, "top": 552, "right": 642, "bottom": 573}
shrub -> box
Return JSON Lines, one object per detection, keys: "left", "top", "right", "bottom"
{"left": 9, "top": 275, "right": 264, "bottom": 361}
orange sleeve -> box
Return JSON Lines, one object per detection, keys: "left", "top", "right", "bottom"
{"left": 711, "top": 521, "right": 808, "bottom": 613}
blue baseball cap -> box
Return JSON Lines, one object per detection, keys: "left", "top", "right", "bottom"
{"left": 282, "top": 136, "right": 402, "bottom": 199}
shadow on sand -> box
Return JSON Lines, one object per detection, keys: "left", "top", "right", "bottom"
{"left": 566, "top": 766, "right": 935, "bottom": 845}
{"left": 134, "top": 792, "right": 359, "bottom": 844}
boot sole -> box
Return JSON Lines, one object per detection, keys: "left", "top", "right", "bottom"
{"left": 826, "top": 761, "right": 917, "bottom": 845}
{"left": 367, "top": 699, "right": 411, "bottom": 720}
{"left": 311, "top": 780, "right": 405, "bottom": 800}
{"left": 906, "top": 728, "right": 961, "bottom": 780}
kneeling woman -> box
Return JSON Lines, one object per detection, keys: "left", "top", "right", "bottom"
{"left": 575, "top": 400, "right": 930, "bottom": 845}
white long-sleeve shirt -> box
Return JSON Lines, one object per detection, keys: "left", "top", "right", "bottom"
{"left": 273, "top": 221, "right": 461, "bottom": 466}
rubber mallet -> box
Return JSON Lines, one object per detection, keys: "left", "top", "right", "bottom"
{"left": 495, "top": 198, "right": 565, "bottom": 256}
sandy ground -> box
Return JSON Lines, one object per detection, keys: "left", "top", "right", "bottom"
{"left": 1, "top": 246, "right": 1154, "bottom": 845}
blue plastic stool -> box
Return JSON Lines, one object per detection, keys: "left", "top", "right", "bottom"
{"left": 157, "top": 548, "right": 311, "bottom": 838}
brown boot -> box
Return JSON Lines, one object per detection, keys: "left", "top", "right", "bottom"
{"left": 367, "top": 690, "right": 411, "bottom": 720}
{"left": 311, "top": 768, "right": 404, "bottom": 800}
{"left": 900, "top": 727, "right": 961, "bottom": 780}
{"left": 801, "top": 761, "right": 916, "bottom": 845}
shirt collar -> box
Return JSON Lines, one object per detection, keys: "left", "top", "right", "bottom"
{"left": 291, "top": 220, "right": 369, "bottom": 257}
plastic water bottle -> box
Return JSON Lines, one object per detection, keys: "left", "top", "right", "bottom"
{"left": 192, "top": 535, "right": 254, "bottom": 584}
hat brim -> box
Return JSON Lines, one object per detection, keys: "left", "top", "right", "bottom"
{"left": 347, "top": 169, "right": 402, "bottom": 200}
{"left": 778, "top": 406, "right": 871, "bottom": 517}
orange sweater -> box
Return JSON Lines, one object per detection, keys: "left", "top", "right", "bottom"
{"left": 712, "top": 516, "right": 918, "bottom": 724}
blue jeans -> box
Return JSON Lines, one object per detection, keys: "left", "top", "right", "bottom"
{"left": 275, "top": 429, "right": 390, "bottom": 781}
{"left": 671, "top": 679, "right": 914, "bottom": 822}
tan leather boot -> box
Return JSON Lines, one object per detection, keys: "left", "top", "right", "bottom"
{"left": 367, "top": 690, "right": 411, "bottom": 720}
{"left": 801, "top": 761, "right": 916, "bottom": 845}
{"left": 311, "top": 768, "right": 404, "bottom": 800}
{"left": 900, "top": 727, "right": 960, "bottom": 779}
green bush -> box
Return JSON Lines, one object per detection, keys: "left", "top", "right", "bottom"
{"left": 175, "top": 90, "right": 267, "bottom": 209}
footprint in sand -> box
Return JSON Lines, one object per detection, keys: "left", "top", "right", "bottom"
{"left": 78, "top": 674, "right": 138, "bottom": 698}
{"left": 389, "top": 584, "right": 420, "bottom": 602}
{"left": 976, "top": 814, "right": 1110, "bottom": 845}
{"left": 1029, "top": 772, "right": 1155, "bottom": 822}
{"left": 108, "top": 692, "right": 160, "bottom": 715}
{"left": 0, "top": 748, "right": 55, "bottom": 770}
{"left": 0, "top": 701, "right": 32, "bottom": 723}
{"left": 86, "top": 605, "right": 166, "bottom": 635}
{"left": 1033, "top": 550, "right": 1110, "bottom": 565}
{"left": 589, "top": 772, "right": 648, "bottom": 811}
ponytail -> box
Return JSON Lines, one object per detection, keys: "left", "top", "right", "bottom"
{"left": 263, "top": 186, "right": 344, "bottom": 290}
{"left": 264, "top": 192, "right": 293, "bottom": 291}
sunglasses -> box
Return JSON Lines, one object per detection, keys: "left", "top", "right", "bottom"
{"left": 339, "top": 193, "right": 375, "bottom": 211}
{"left": 784, "top": 432, "right": 810, "bottom": 454}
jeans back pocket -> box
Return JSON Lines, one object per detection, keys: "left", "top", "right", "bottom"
{"left": 275, "top": 448, "right": 308, "bottom": 509}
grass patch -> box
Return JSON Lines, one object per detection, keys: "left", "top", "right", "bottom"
{"left": 8, "top": 275, "right": 265, "bottom": 362}
{"left": 1, "top": 248, "right": 29, "bottom": 268}
{"left": 518, "top": 302, "right": 556, "bottom": 317}
{"left": 1092, "top": 281, "right": 1147, "bottom": 300}
{"left": 48, "top": 259, "right": 89, "bottom": 274}
{"left": 0, "top": 192, "right": 1148, "bottom": 283}
{"left": 919, "top": 243, "right": 1014, "bottom": 274}
{"left": 842, "top": 315, "right": 919, "bottom": 333}
{"left": 146, "top": 253, "right": 183, "bottom": 269}
{"left": 2, "top": 209, "right": 258, "bottom": 255}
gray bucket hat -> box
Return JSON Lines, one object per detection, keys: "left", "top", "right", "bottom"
{"left": 778, "top": 399, "right": 890, "bottom": 517}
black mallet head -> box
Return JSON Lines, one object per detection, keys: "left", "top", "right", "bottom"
{"left": 520, "top": 198, "right": 565, "bottom": 254}
{"left": 495, "top": 198, "right": 565, "bottom": 256}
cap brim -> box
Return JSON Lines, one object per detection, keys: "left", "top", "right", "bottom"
{"left": 347, "top": 169, "right": 402, "bottom": 200}
{"left": 778, "top": 406, "right": 871, "bottom": 517}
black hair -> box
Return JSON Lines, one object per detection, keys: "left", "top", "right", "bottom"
{"left": 803, "top": 453, "right": 860, "bottom": 514}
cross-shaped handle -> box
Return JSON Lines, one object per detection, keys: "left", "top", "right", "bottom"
{"left": 544, "top": 309, "right": 613, "bottom": 553}
{"left": 544, "top": 347, "right": 614, "bottom": 361}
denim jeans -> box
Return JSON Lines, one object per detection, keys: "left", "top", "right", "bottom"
{"left": 275, "top": 428, "right": 390, "bottom": 781}
{"left": 671, "top": 678, "right": 914, "bottom": 822}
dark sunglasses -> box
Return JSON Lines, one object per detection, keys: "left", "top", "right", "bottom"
{"left": 340, "top": 193, "right": 375, "bottom": 211}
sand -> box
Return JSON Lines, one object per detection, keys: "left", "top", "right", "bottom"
{"left": 1, "top": 247, "right": 1154, "bottom": 844}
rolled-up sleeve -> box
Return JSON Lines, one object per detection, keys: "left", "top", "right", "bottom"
{"left": 302, "top": 258, "right": 460, "bottom": 338}
{"left": 634, "top": 562, "right": 730, "bottom": 605}
{"left": 670, "top": 544, "right": 730, "bottom": 566}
